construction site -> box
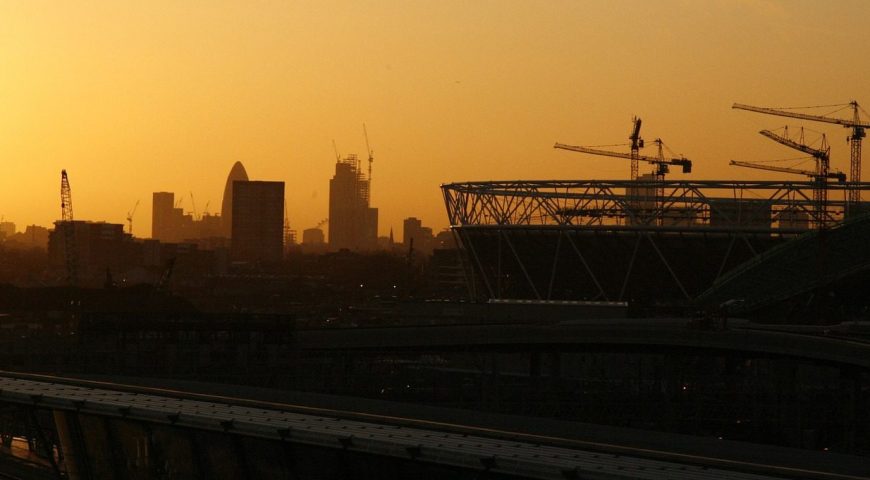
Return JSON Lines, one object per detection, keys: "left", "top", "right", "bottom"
{"left": 443, "top": 101, "right": 870, "bottom": 321}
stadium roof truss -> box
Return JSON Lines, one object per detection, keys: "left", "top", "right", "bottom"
{"left": 441, "top": 181, "right": 870, "bottom": 303}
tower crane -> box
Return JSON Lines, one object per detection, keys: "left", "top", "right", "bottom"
{"left": 553, "top": 142, "right": 692, "bottom": 177}
{"left": 126, "top": 200, "right": 140, "bottom": 235}
{"left": 730, "top": 160, "right": 845, "bottom": 226}
{"left": 332, "top": 140, "right": 341, "bottom": 162}
{"left": 732, "top": 127, "right": 842, "bottom": 225}
{"left": 729, "top": 160, "right": 845, "bottom": 182}
{"left": 733, "top": 101, "right": 870, "bottom": 204}
{"left": 189, "top": 192, "right": 198, "bottom": 220}
{"left": 760, "top": 127, "right": 832, "bottom": 178}
{"left": 60, "top": 170, "right": 78, "bottom": 286}
{"left": 628, "top": 117, "right": 643, "bottom": 181}
{"left": 363, "top": 124, "right": 374, "bottom": 182}
{"left": 283, "top": 201, "right": 295, "bottom": 247}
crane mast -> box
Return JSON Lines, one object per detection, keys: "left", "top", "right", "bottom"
{"left": 363, "top": 124, "right": 374, "bottom": 182}
{"left": 629, "top": 117, "right": 643, "bottom": 181}
{"left": 126, "top": 200, "right": 140, "bottom": 235}
{"left": 733, "top": 101, "right": 869, "bottom": 205}
{"left": 60, "top": 170, "right": 78, "bottom": 286}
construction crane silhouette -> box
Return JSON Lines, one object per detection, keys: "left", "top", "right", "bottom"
{"left": 60, "top": 170, "right": 78, "bottom": 286}
{"left": 628, "top": 117, "right": 643, "bottom": 181}
{"left": 730, "top": 160, "right": 845, "bottom": 182}
{"left": 314, "top": 218, "right": 329, "bottom": 229}
{"left": 553, "top": 140, "right": 692, "bottom": 178}
{"left": 363, "top": 124, "right": 374, "bottom": 182}
{"left": 283, "top": 201, "right": 295, "bottom": 247}
{"left": 730, "top": 127, "right": 845, "bottom": 226}
{"left": 332, "top": 140, "right": 341, "bottom": 162}
{"left": 126, "top": 200, "right": 140, "bottom": 235}
{"left": 189, "top": 192, "right": 198, "bottom": 220}
{"left": 733, "top": 101, "right": 870, "bottom": 205}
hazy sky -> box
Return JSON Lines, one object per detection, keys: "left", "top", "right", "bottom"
{"left": 1, "top": 0, "right": 869, "bottom": 237}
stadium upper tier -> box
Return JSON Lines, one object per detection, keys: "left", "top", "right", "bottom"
{"left": 442, "top": 180, "right": 870, "bottom": 232}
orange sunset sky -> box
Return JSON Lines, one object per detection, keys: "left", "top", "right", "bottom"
{"left": 1, "top": 1, "right": 869, "bottom": 237}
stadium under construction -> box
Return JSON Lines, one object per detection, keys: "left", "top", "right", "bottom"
{"left": 441, "top": 102, "right": 870, "bottom": 317}
{"left": 442, "top": 180, "right": 870, "bottom": 314}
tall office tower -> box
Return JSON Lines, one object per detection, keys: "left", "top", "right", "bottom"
{"left": 152, "top": 192, "right": 175, "bottom": 240}
{"left": 231, "top": 180, "right": 285, "bottom": 263}
{"left": 328, "top": 154, "right": 378, "bottom": 250}
{"left": 221, "top": 161, "right": 249, "bottom": 238}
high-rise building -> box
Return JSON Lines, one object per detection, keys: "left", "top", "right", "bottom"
{"left": 222, "top": 161, "right": 249, "bottom": 237}
{"left": 328, "top": 154, "right": 378, "bottom": 250}
{"left": 231, "top": 181, "right": 285, "bottom": 263}
{"left": 151, "top": 192, "right": 176, "bottom": 241}
{"left": 402, "top": 217, "right": 434, "bottom": 254}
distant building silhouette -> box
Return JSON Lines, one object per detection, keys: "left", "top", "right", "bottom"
{"left": 152, "top": 192, "right": 178, "bottom": 241}
{"left": 222, "top": 161, "right": 249, "bottom": 238}
{"left": 403, "top": 217, "right": 434, "bottom": 255}
{"left": 1, "top": 224, "right": 49, "bottom": 250}
{"left": 152, "top": 190, "right": 228, "bottom": 245}
{"left": 301, "top": 227, "right": 326, "bottom": 254}
{"left": 302, "top": 228, "right": 325, "bottom": 245}
{"left": 231, "top": 181, "right": 284, "bottom": 263}
{"left": 328, "top": 155, "right": 378, "bottom": 250}
{"left": 49, "top": 221, "right": 137, "bottom": 280}
{"left": 0, "top": 222, "right": 15, "bottom": 238}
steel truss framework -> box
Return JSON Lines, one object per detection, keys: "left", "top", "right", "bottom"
{"left": 441, "top": 180, "right": 870, "bottom": 303}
